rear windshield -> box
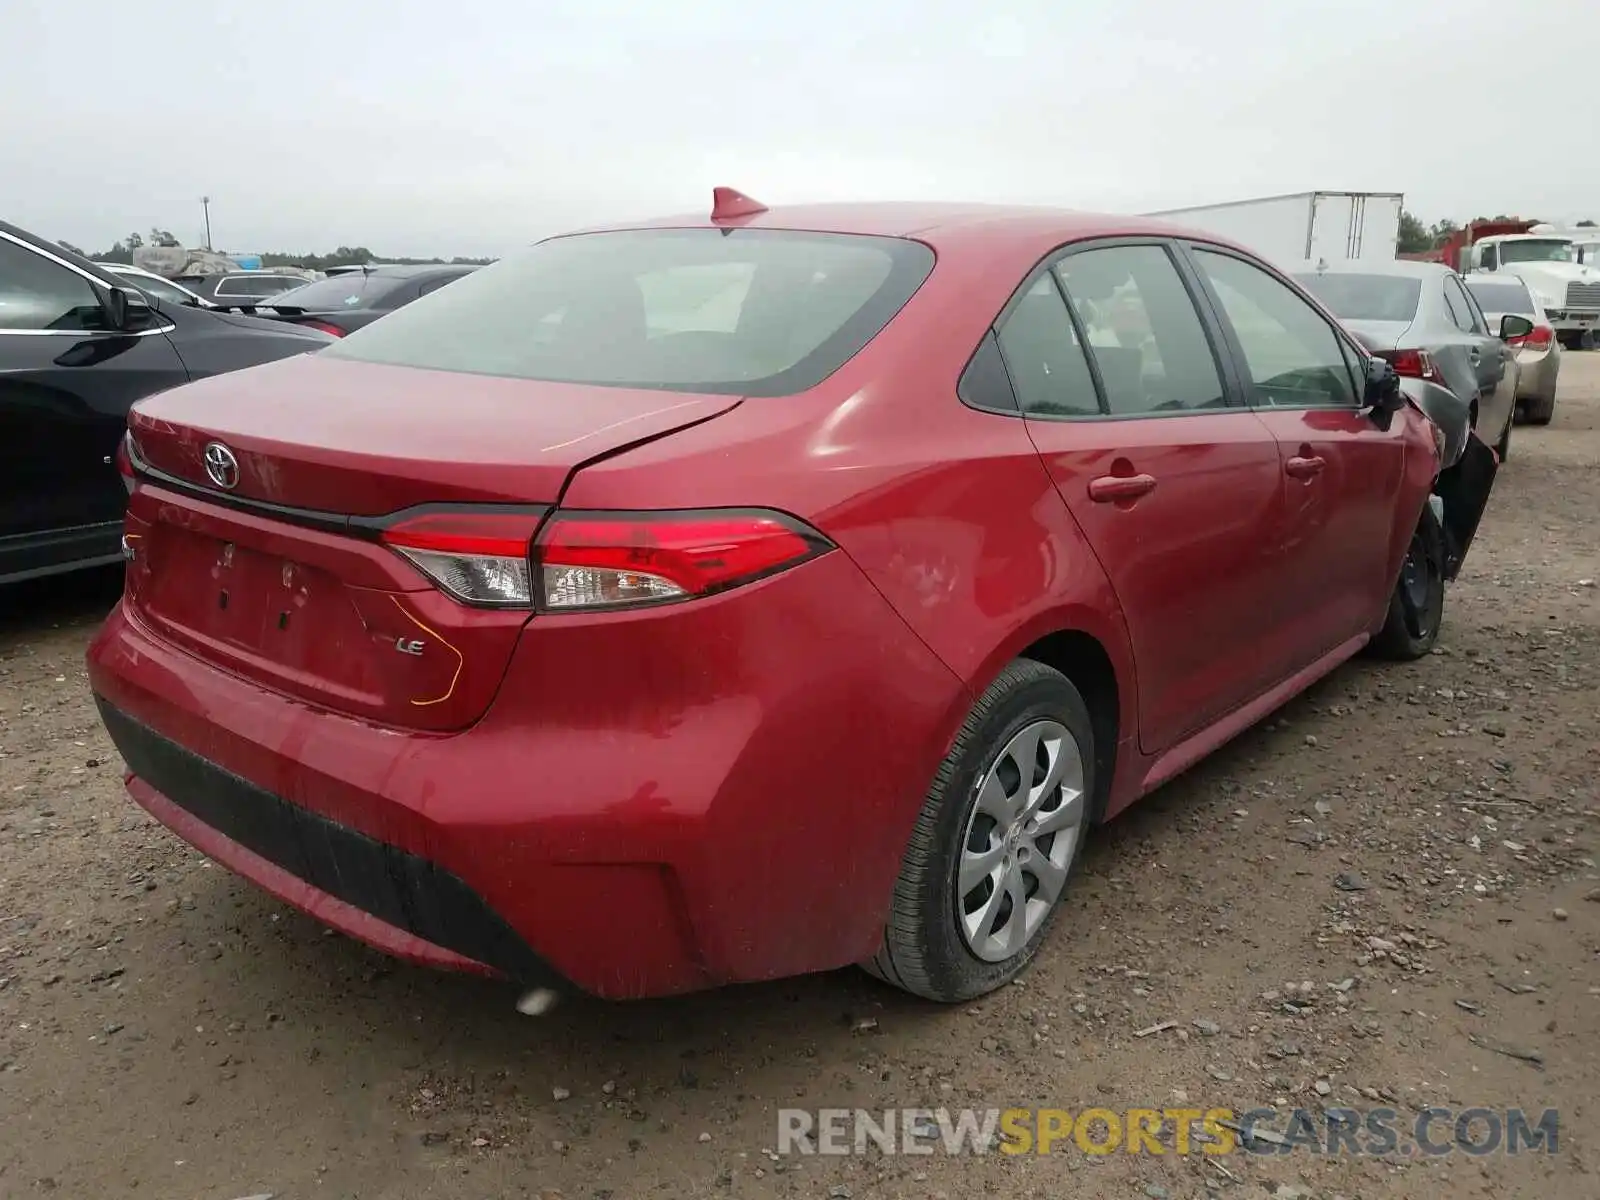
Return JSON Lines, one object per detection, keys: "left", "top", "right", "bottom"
{"left": 1293, "top": 273, "right": 1422, "bottom": 322}
{"left": 268, "top": 273, "right": 407, "bottom": 310}
{"left": 1464, "top": 278, "right": 1535, "bottom": 315}
{"left": 322, "top": 229, "right": 936, "bottom": 396}
{"left": 214, "top": 275, "right": 303, "bottom": 297}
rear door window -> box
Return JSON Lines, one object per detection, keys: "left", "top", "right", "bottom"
{"left": 1052, "top": 244, "right": 1227, "bottom": 415}
{"left": 323, "top": 229, "right": 935, "bottom": 396}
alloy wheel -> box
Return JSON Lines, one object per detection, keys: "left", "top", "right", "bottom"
{"left": 955, "top": 719, "right": 1086, "bottom": 962}
{"left": 1398, "top": 531, "right": 1440, "bottom": 641}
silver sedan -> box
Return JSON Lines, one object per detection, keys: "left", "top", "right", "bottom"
{"left": 1293, "top": 259, "right": 1528, "bottom": 459}
{"left": 1463, "top": 274, "right": 1561, "bottom": 426}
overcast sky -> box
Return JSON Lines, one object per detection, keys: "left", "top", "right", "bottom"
{"left": 6, "top": 0, "right": 1595, "bottom": 257}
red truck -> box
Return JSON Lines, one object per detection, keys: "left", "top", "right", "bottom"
{"left": 1404, "top": 219, "right": 1599, "bottom": 349}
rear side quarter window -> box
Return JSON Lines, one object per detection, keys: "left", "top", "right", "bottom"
{"left": 992, "top": 275, "right": 1100, "bottom": 417}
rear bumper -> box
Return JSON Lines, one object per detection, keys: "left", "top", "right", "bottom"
{"left": 87, "top": 552, "right": 967, "bottom": 998}
{"left": 1514, "top": 351, "right": 1559, "bottom": 402}
{"left": 1436, "top": 431, "right": 1499, "bottom": 581}
{"left": 101, "top": 700, "right": 553, "bottom": 982}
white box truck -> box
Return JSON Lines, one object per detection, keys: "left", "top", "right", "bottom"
{"left": 1143, "top": 191, "right": 1404, "bottom": 270}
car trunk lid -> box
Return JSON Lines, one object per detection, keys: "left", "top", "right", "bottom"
{"left": 1338, "top": 318, "right": 1414, "bottom": 352}
{"left": 128, "top": 354, "right": 738, "bottom": 515}
{"left": 122, "top": 354, "right": 741, "bottom": 730}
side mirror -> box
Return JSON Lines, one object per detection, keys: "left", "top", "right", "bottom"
{"left": 102, "top": 285, "right": 155, "bottom": 331}
{"left": 1499, "top": 314, "right": 1534, "bottom": 341}
{"left": 1363, "top": 355, "right": 1404, "bottom": 413}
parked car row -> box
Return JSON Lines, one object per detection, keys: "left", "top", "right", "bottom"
{"left": 38, "top": 191, "right": 1501, "bottom": 1009}
{"left": 1463, "top": 273, "right": 1561, "bottom": 425}
{"left": 0, "top": 221, "right": 332, "bottom": 584}
{"left": 173, "top": 270, "right": 309, "bottom": 305}
{"left": 227, "top": 263, "right": 480, "bottom": 336}
{"left": 1293, "top": 258, "right": 1556, "bottom": 453}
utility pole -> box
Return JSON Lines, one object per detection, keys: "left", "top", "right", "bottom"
{"left": 201, "top": 196, "right": 213, "bottom": 250}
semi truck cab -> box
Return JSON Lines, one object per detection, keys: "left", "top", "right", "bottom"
{"left": 1456, "top": 224, "right": 1600, "bottom": 349}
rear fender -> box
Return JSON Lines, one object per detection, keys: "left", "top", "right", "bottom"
{"left": 1435, "top": 431, "right": 1499, "bottom": 581}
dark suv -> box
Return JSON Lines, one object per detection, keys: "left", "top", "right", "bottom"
{"left": 0, "top": 220, "right": 332, "bottom": 584}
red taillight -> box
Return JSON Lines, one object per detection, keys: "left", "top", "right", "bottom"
{"left": 1512, "top": 325, "right": 1553, "bottom": 351}
{"left": 379, "top": 509, "right": 543, "bottom": 607}
{"left": 535, "top": 510, "right": 832, "bottom": 611}
{"left": 298, "top": 319, "right": 346, "bottom": 337}
{"left": 379, "top": 507, "right": 833, "bottom": 611}
{"left": 1376, "top": 347, "right": 1443, "bottom": 383}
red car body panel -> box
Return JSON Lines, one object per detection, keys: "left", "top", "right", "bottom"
{"left": 87, "top": 202, "right": 1445, "bottom": 998}
{"left": 91, "top": 546, "right": 967, "bottom": 997}
{"left": 128, "top": 354, "right": 742, "bottom": 516}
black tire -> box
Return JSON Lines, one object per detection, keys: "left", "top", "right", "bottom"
{"left": 1495, "top": 410, "right": 1511, "bottom": 461}
{"left": 862, "top": 659, "right": 1094, "bottom": 1002}
{"left": 1370, "top": 506, "right": 1446, "bottom": 661}
{"left": 1525, "top": 391, "right": 1556, "bottom": 426}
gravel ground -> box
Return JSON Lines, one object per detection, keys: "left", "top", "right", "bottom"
{"left": 2, "top": 357, "right": 1597, "bottom": 1200}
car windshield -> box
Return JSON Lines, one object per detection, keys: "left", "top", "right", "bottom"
{"left": 268, "top": 273, "right": 407, "bottom": 310}
{"left": 116, "top": 271, "right": 199, "bottom": 306}
{"left": 323, "top": 229, "right": 935, "bottom": 397}
{"left": 1464, "top": 279, "right": 1534, "bottom": 315}
{"left": 1497, "top": 239, "right": 1573, "bottom": 265}
{"left": 1292, "top": 272, "right": 1422, "bottom": 322}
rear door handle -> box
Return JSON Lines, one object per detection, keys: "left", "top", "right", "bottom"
{"left": 1087, "top": 473, "right": 1157, "bottom": 502}
{"left": 1285, "top": 455, "right": 1326, "bottom": 479}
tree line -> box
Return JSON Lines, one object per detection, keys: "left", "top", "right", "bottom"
{"left": 1398, "top": 211, "right": 1596, "bottom": 255}
{"left": 60, "top": 228, "right": 493, "bottom": 268}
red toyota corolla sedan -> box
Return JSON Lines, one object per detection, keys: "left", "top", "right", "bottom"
{"left": 87, "top": 191, "right": 1496, "bottom": 1005}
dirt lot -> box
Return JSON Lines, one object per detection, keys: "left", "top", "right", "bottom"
{"left": 3, "top": 359, "right": 1597, "bottom": 1200}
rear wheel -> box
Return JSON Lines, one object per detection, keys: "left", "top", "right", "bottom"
{"left": 1525, "top": 390, "right": 1556, "bottom": 426}
{"left": 1370, "top": 507, "right": 1446, "bottom": 661}
{"left": 863, "top": 659, "right": 1093, "bottom": 1002}
{"left": 1495, "top": 410, "right": 1512, "bottom": 461}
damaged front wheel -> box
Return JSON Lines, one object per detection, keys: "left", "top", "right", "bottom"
{"left": 1370, "top": 505, "right": 1446, "bottom": 661}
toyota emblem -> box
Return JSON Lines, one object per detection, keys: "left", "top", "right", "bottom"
{"left": 203, "top": 442, "right": 240, "bottom": 490}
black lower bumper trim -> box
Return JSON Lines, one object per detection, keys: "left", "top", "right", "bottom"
{"left": 1436, "top": 430, "right": 1499, "bottom": 583}
{"left": 95, "top": 698, "right": 566, "bottom": 989}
